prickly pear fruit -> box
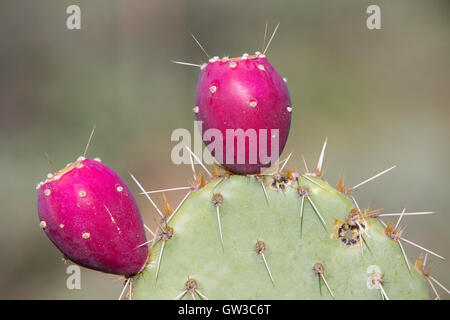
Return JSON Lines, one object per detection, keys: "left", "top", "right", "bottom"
{"left": 132, "top": 160, "right": 438, "bottom": 299}
{"left": 37, "top": 157, "right": 148, "bottom": 276}
{"left": 195, "top": 53, "right": 292, "bottom": 174}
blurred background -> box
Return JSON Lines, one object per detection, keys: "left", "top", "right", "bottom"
{"left": 0, "top": 0, "right": 449, "bottom": 299}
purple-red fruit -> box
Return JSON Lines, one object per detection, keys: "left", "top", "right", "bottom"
{"left": 37, "top": 157, "right": 148, "bottom": 276}
{"left": 195, "top": 53, "right": 292, "bottom": 174}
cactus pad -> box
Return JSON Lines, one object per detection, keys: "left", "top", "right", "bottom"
{"left": 132, "top": 165, "right": 431, "bottom": 300}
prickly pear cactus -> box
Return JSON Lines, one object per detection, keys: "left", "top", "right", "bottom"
{"left": 129, "top": 38, "right": 445, "bottom": 300}
{"left": 37, "top": 29, "right": 448, "bottom": 300}
{"left": 131, "top": 159, "right": 436, "bottom": 299}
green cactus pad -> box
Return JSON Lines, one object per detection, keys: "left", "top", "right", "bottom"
{"left": 132, "top": 172, "right": 430, "bottom": 300}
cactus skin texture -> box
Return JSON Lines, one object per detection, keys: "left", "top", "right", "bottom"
{"left": 133, "top": 170, "right": 430, "bottom": 299}
{"left": 37, "top": 157, "right": 148, "bottom": 276}
{"left": 195, "top": 54, "right": 292, "bottom": 174}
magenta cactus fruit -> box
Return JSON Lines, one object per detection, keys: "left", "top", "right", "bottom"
{"left": 195, "top": 53, "right": 292, "bottom": 174}
{"left": 37, "top": 157, "right": 148, "bottom": 276}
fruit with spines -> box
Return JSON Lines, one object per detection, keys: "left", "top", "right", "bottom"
{"left": 37, "top": 157, "right": 148, "bottom": 276}
{"left": 195, "top": 53, "right": 292, "bottom": 174}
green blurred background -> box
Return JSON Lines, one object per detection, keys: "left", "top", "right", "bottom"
{"left": 0, "top": 0, "right": 449, "bottom": 299}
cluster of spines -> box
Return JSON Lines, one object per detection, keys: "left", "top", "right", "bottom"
{"left": 173, "top": 23, "right": 280, "bottom": 71}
